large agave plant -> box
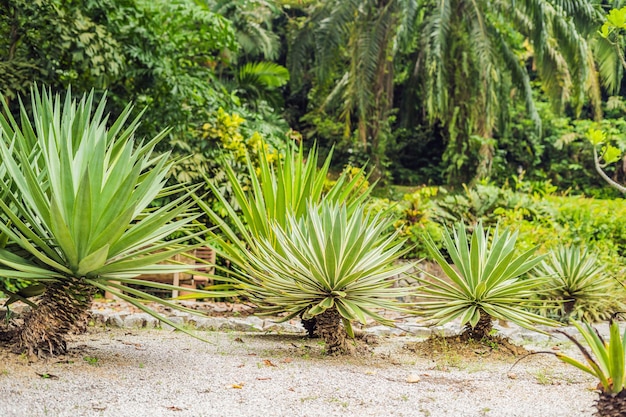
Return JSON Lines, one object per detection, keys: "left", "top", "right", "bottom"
{"left": 243, "top": 201, "right": 412, "bottom": 353}
{"left": 532, "top": 245, "right": 621, "bottom": 322}
{"left": 417, "top": 222, "right": 557, "bottom": 340}
{"left": 0, "top": 88, "right": 225, "bottom": 356}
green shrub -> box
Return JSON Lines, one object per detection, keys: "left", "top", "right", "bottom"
{"left": 549, "top": 195, "right": 626, "bottom": 257}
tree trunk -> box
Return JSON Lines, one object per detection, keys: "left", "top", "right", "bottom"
{"left": 314, "top": 309, "right": 354, "bottom": 354}
{"left": 17, "top": 278, "right": 95, "bottom": 357}
{"left": 462, "top": 309, "right": 493, "bottom": 340}
{"left": 595, "top": 390, "right": 626, "bottom": 417}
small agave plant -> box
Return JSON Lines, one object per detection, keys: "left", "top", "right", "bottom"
{"left": 532, "top": 245, "right": 621, "bottom": 322}
{"left": 555, "top": 318, "right": 626, "bottom": 417}
{"left": 417, "top": 222, "right": 557, "bottom": 340}
{"left": 242, "top": 201, "right": 412, "bottom": 354}
{"left": 0, "top": 88, "right": 225, "bottom": 356}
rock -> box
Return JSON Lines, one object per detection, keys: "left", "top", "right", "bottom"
{"left": 262, "top": 320, "right": 305, "bottom": 334}
{"left": 406, "top": 374, "right": 421, "bottom": 383}
{"left": 364, "top": 326, "right": 405, "bottom": 337}
{"left": 125, "top": 313, "right": 159, "bottom": 329}
{"left": 160, "top": 316, "right": 185, "bottom": 331}
{"left": 105, "top": 314, "right": 126, "bottom": 328}
{"left": 91, "top": 313, "right": 107, "bottom": 325}
{"left": 220, "top": 318, "right": 262, "bottom": 332}
{"left": 188, "top": 317, "right": 223, "bottom": 331}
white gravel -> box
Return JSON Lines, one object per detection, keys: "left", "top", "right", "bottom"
{"left": 0, "top": 324, "right": 598, "bottom": 417}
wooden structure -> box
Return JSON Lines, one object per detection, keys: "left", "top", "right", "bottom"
{"left": 104, "top": 247, "right": 216, "bottom": 299}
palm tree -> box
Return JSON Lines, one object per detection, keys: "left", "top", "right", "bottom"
{"left": 0, "top": 88, "right": 224, "bottom": 356}
{"left": 287, "top": 0, "right": 419, "bottom": 178}
{"left": 288, "top": 0, "right": 601, "bottom": 184}
{"left": 208, "top": 0, "right": 281, "bottom": 61}
{"left": 405, "top": 0, "right": 601, "bottom": 184}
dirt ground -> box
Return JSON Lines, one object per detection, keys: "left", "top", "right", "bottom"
{"left": 0, "top": 320, "right": 599, "bottom": 417}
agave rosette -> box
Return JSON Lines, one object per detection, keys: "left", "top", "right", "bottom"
{"left": 0, "top": 88, "right": 230, "bottom": 336}
{"left": 242, "top": 201, "right": 413, "bottom": 336}
{"left": 533, "top": 245, "right": 619, "bottom": 321}
{"left": 417, "top": 222, "right": 557, "bottom": 333}
{"left": 556, "top": 319, "right": 626, "bottom": 395}
{"left": 196, "top": 143, "right": 372, "bottom": 284}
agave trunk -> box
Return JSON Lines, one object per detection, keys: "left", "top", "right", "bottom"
{"left": 463, "top": 309, "right": 493, "bottom": 340}
{"left": 17, "top": 277, "right": 95, "bottom": 357}
{"left": 315, "top": 309, "right": 354, "bottom": 354}
{"left": 300, "top": 314, "right": 317, "bottom": 338}
{"left": 596, "top": 390, "right": 626, "bottom": 417}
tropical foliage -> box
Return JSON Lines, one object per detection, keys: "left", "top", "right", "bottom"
{"left": 587, "top": 127, "right": 626, "bottom": 194}
{"left": 417, "top": 222, "right": 556, "bottom": 339}
{"left": 197, "top": 143, "right": 416, "bottom": 353}
{"left": 197, "top": 143, "right": 371, "bottom": 279}
{"left": 0, "top": 88, "right": 226, "bottom": 356}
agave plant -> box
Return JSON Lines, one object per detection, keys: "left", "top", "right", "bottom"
{"left": 555, "top": 319, "right": 626, "bottom": 417}
{"left": 0, "top": 88, "right": 225, "bottom": 356}
{"left": 242, "top": 201, "right": 412, "bottom": 354}
{"left": 196, "top": 142, "right": 371, "bottom": 334}
{"left": 532, "top": 245, "right": 621, "bottom": 322}
{"left": 417, "top": 222, "right": 557, "bottom": 340}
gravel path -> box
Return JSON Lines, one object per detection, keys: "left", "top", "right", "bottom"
{"left": 0, "top": 306, "right": 600, "bottom": 417}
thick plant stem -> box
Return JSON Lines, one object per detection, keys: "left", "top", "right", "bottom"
{"left": 17, "top": 278, "right": 95, "bottom": 357}
{"left": 463, "top": 309, "right": 493, "bottom": 340}
{"left": 315, "top": 309, "right": 354, "bottom": 354}
{"left": 595, "top": 390, "right": 626, "bottom": 417}
{"left": 300, "top": 314, "right": 317, "bottom": 338}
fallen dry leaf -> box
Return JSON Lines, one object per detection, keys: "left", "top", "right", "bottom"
{"left": 237, "top": 363, "right": 245, "bottom": 368}
{"left": 256, "top": 377, "right": 271, "bottom": 381}
{"left": 365, "top": 370, "right": 376, "bottom": 376}
{"left": 165, "top": 406, "right": 183, "bottom": 411}
{"left": 234, "top": 337, "right": 244, "bottom": 343}
{"left": 37, "top": 373, "right": 59, "bottom": 380}
{"left": 231, "top": 383, "right": 244, "bottom": 389}
{"left": 262, "top": 359, "right": 277, "bottom": 367}
{"left": 281, "top": 358, "right": 293, "bottom": 364}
